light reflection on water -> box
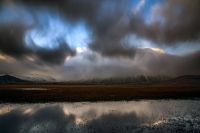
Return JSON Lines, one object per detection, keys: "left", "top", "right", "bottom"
{"left": 0, "top": 100, "right": 200, "bottom": 133}
{"left": 0, "top": 88, "right": 48, "bottom": 90}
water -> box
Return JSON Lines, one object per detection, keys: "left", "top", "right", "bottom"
{"left": 0, "top": 88, "right": 47, "bottom": 90}
{"left": 0, "top": 100, "right": 200, "bottom": 133}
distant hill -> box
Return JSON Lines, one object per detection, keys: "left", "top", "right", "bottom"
{"left": 62, "top": 75, "right": 171, "bottom": 84}
{"left": 0, "top": 75, "right": 170, "bottom": 84}
{"left": 1, "top": 74, "right": 200, "bottom": 84}
{"left": 166, "top": 75, "right": 200, "bottom": 84}
{"left": 14, "top": 74, "right": 56, "bottom": 83}
{"left": 0, "top": 75, "right": 31, "bottom": 84}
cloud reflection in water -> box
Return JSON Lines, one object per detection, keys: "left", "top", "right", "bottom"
{"left": 0, "top": 100, "right": 200, "bottom": 133}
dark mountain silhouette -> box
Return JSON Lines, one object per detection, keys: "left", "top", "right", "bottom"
{"left": 1, "top": 74, "right": 200, "bottom": 84}
{"left": 0, "top": 75, "right": 31, "bottom": 84}
{"left": 165, "top": 75, "right": 200, "bottom": 84}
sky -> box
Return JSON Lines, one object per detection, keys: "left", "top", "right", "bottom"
{"left": 0, "top": 0, "right": 200, "bottom": 81}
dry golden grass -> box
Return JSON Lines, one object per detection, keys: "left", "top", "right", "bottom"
{"left": 0, "top": 84, "right": 200, "bottom": 103}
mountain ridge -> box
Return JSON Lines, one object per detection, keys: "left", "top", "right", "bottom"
{"left": 0, "top": 74, "right": 200, "bottom": 84}
{"left": 165, "top": 75, "right": 200, "bottom": 84}
{"left": 0, "top": 75, "right": 31, "bottom": 84}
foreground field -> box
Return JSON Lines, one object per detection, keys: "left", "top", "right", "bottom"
{"left": 0, "top": 84, "right": 200, "bottom": 103}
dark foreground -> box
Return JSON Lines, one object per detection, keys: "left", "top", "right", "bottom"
{"left": 0, "top": 84, "right": 200, "bottom": 103}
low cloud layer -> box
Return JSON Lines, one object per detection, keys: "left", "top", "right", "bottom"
{"left": 60, "top": 49, "right": 200, "bottom": 80}
{"left": 1, "top": 48, "right": 199, "bottom": 80}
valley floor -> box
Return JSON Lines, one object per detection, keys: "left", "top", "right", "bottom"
{"left": 0, "top": 84, "right": 200, "bottom": 103}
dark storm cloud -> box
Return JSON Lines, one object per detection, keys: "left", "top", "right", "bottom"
{"left": 88, "top": 12, "right": 137, "bottom": 58}
{"left": 137, "top": 49, "right": 200, "bottom": 76}
{"left": 0, "top": 0, "right": 200, "bottom": 77}
{"left": 6, "top": 0, "right": 103, "bottom": 26}
{"left": 1, "top": 0, "right": 200, "bottom": 59}
{"left": 0, "top": 23, "right": 75, "bottom": 65}
{"left": 34, "top": 42, "right": 76, "bottom": 65}
{"left": 20, "top": 0, "right": 200, "bottom": 53}
{"left": 132, "top": 0, "right": 200, "bottom": 44}
{"left": 0, "top": 0, "right": 137, "bottom": 59}
{"left": 0, "top": 23, "right": 30, "bottom": 58}
{"left": 178, "top": 50, "right": 200, "bottom": 75}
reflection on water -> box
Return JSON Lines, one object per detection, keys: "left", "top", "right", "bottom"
{"left": 0, "top": 88, "right": 47, "bottom": 90}
{"left": 0, "top": 100, "right": 200, "bottom": 133}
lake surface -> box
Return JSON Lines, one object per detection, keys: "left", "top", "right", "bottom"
{"left": 0, "top": 88, "right": 47, "bottom": 90}
{"left": 0, "top": 100, "right": 200, "bottom": 133}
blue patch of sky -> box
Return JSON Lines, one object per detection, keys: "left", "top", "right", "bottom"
{"left": 0, "top": 5, "right": 90, "bottom": 49}
{"left": 25, "top": 11, "right": 65, "bottom": 49}
{"left": 121, "top": 33, "right": 158, "bottom": 48}
{"left": 121, "top": 33, "right": 200, "bottom": 55}
{"left": 64, "top": 22, "right": 90, "bottom": 49}
{"left": 25, "top": 14, "right": 90, "bottom": 49}
{"left": 0, "top": 5, "right": 34, "bottom": 25}
{"left": 139, "top": 0, "right": 164, "bottom": 24}
{"left": 24, "top": 10, "right": 90, "bottom": 49}
{"left": 126, "top": 0, "right": 140, "bottom": 10}
{"left": 165, "top": 42, "right": 200, "bottom": 55}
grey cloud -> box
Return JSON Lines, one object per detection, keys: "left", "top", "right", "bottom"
{"left": 0, "top": 0, "right": 137, "bottom": 59}
{"left": 34, "top": 42, "right": 76, "bottom": 65}
{"left": 132, "top": 0, "right": 200, "bottom": 44}
{"left": 0, "top": 23, "right": 30, "bottom": 58}
{"left": 0, "top": 48, "right": 200, "bottom": 80}
{"left": 60, "top": 49, "right": 200, "bottom": 80}
{"left": 0, "top": 0, "right": 200, "bottom": 77}
{"left": 0, "top": 23, "right": 76, "bottom": 65}
{"left": 129, "top": 49, "right": 200, "bottom": 77}
{"left": 2, "top": 0, "right": 200, "bottom": 59}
